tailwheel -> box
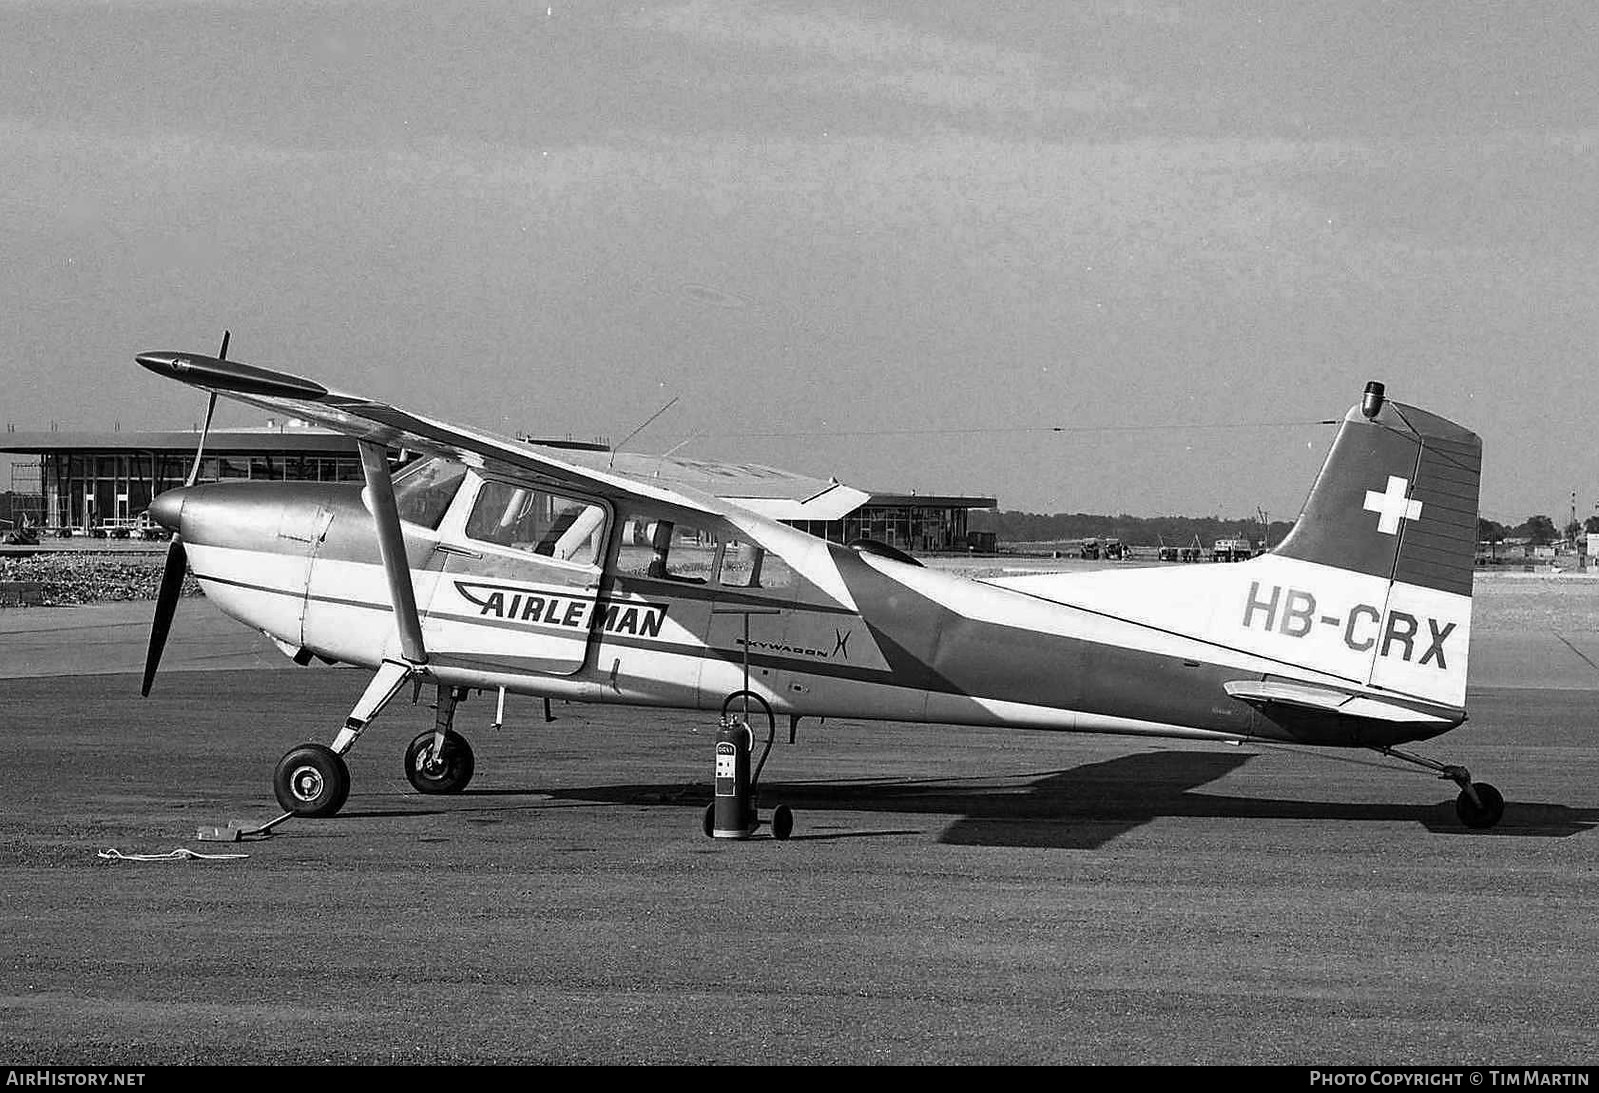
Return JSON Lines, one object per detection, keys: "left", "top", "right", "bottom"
{"left": 1377, "top": 747, "right": 1506, "bottom": 831}
{"left": 274, "top": 743, "right": 351, "bottom": 818}
{"left": 1455, "top": 782, "right": 1505, "bottom": 830}
{"left": 404, "top": 729, "right": 475, "bottom": 795}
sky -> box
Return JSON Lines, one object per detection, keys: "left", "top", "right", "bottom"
{"left": 2, "top": 1, "right": 1596, "bottom": 523}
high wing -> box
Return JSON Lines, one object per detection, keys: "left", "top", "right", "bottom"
{"left": 134, "top": 349, "right": 867, "bottom": 519}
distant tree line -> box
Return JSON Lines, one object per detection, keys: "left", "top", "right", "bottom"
{"left": 973, "top": 510, "right": 1589, "bottom": 551}
{"left": 1480, "top": 515, "right": 1594, "bottom": 547}
{"left": 970, "top": 511, "right": 1295, "bottom": 548}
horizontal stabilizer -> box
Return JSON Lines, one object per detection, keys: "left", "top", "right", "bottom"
{"left": 722, "top": 484, "right": 874, "bottom": 522}
{"left": 1224, "top": 680, "right": 1456, "bottom": 724}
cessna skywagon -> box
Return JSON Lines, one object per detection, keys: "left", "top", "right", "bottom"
{"left": 135, "top": 340, "right": 1502, "bottom": 831}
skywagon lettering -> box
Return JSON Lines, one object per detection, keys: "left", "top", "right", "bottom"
{"left": 453, "top": 581, "right": 667, "bottom": 638}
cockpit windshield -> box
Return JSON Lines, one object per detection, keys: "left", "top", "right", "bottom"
{"left": 391, "top": 457, "right": 468, "bottom": 530}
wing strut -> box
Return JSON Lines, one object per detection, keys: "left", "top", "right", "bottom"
{"left": 358, "top": 441, "right": 428, "bottom": 666}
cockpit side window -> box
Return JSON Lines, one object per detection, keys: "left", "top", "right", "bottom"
{"left": 464, "top": 480, "right": 608, "bottom": 566}
{"left": 391, "top": 457, "right": 468, "bottom": 530}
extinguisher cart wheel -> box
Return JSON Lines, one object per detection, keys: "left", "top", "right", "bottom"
{"left": 771, "top": 804, "right": 794, "bottom": 841}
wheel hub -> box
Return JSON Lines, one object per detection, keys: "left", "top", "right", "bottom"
{"left": 290, "top": 765, "right": 325, "bottom": 801}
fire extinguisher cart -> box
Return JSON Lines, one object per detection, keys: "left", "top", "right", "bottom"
{"left": 704, "top": 606, "right": 794, "bottom": 841}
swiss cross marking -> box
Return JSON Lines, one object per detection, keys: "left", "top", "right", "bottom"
{"left": 1363, "top": 475, "right": 1423, "bottom": 535}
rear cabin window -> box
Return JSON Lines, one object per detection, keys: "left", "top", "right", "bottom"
{"left": 617, "top": 516, "right": 793, "bottom": 590}
{"left": 392, "top": 458, "right": 468, "bottom": 530}
{"left": 616, "top": 518, "right": 722, "bottom": 582}
{"left": 718, "top": 541, "right": 795, "bottom": 590}
{"left": 465, "top": 480, "right": 607, "bottom": 566}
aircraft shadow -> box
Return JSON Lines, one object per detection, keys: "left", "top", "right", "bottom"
{"left": 538, "top": 751, "right": 1598, "bottom": 849}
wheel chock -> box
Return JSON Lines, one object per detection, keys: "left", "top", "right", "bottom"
{"left": 196, "top": 810, "right": 295, "bottom": 842}
{"left": 195, "top": 824, "right": 244, "bottom": 843}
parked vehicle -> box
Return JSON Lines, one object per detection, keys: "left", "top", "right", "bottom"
{"left": 1212, "top": 538, "right": 1255, "bottom": 563}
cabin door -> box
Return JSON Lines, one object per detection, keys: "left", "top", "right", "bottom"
{"left": 420, "top": 477, "right": 609, "bottom": 677}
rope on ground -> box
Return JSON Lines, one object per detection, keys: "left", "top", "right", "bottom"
{"left": 97, "top": 847, "right": 249, "bottom": 862}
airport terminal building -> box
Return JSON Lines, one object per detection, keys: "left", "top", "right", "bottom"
{"left": 2, "top": 428, "right": 994, "bottom": 551}
{"left": 2, "top": 427, "right": 366, "bottom": 532}
{"left": 778, "top": 495, "right": 995, "bottom": 554}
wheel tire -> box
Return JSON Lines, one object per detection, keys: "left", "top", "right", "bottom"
{"left": 771, "top": 804, "right": 794, "bottom": 841}
{"left": 273, "top": 744, "right": 350, "bottom": 818}
{"left": 404, "top": 729, "right": 476, "bottom": 795}
{"left": 1455, "top": 782, "right": 1505, "bottom": 829}
{"left": 702, "top": 804, "right": 715, "bottom": 839}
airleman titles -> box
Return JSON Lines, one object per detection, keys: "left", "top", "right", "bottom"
{"left": 454, "top": 581, "right": 666, "bottom": 638}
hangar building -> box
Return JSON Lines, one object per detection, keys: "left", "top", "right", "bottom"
{"left": 1, "top": 428, "right": 994, "bottom": 551}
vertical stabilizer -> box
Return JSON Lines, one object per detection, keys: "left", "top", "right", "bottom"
{"left": 1270, "top": 385, "right": 1480, "bottom": 706}
{"left": 1273, "top": 391, "right": 1480, "bottom": 596}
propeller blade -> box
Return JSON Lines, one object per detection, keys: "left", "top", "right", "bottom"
{"left": 184, "top": 392, "right": 216, "bottom": 488}
{"left": 178, "top": 330, "right": 227, "bottom": 488}
{"left": 141, "top": 535, "right": 188, "bottom": 697}
{"left": 146, "top": 329, "right": 228, "bottom": 693}
{"left": 146, "top": 331, "right": 228, "bottom": 694}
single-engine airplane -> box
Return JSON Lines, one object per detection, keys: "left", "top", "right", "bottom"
{"left": 135, "top": 338, "right": 1503, "bottom": 831}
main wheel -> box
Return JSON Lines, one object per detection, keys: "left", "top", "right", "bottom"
{"left": 702, "top": 804, "right": 715, "bottom": 838}
{"left": 273, "top": 744, "right": 351, "bottom": 818}
{"left": 404, "top": 729, "right": 476, "bottom": 795}
{"left": 1455, "top": 782, "right": 1505, "bottom": 829}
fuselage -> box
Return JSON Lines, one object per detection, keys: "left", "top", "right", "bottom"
{"left": 154, "top": 473, "right": 1467, "bottom": 751}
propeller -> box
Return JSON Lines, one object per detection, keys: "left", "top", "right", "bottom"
{"left": 141, "top": 330, "right": 225, "bottom": 696}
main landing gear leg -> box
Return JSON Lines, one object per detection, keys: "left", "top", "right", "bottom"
{"left": 273, "top": 660, "right": 414, "bottom": 819}
{"left": 1377, "top": 746, "right": 1505, "bottom": 830}
{"left": 404, "top": 684, "right": 475, "bottom": 795}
